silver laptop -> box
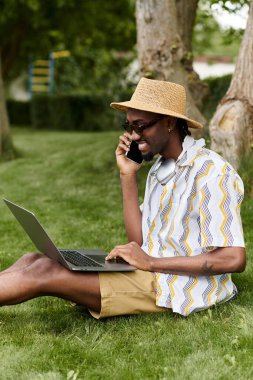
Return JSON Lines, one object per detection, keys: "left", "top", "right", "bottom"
{"left": 3, "top": 199, "right": 136, "bottom": 272}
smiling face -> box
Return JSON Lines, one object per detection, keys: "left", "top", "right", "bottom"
{"left": 126, "top": 108, "right": 179, "bottom": 161}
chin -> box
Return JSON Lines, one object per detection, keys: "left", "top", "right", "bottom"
{"left": 142, "top": 152, "right": 155, "bottom": 162}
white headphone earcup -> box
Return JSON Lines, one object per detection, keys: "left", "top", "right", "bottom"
{"left": 156, "top": 159, "right": 176, "bottom": 185}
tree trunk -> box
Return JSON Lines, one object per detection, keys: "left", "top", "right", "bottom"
{"left": 209, "top": 1, "right": 253, "bottom": 169}
{"left": 175, "top": 0, "right": 208, "bottom": 109}
{"left": 0, "top": 50, "right": 14, "bottom": 158}
{"left": 176, "top": 0, "right": 199, "bottom": 53}
{"left": 136, "top": 0, "right": 206, "bottom": 137}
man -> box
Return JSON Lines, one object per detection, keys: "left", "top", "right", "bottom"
{"left": 0, "top": 78, "right": 246, "bottom": 318}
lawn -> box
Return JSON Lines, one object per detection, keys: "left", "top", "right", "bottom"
{"left": 0, "top": 128, "right": 252, "bottom": 380}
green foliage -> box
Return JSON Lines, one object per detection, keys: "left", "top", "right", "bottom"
{"left": 208, "top": 0, "right": 250, "bottom": 11}
{"left": 8, "top": 74, "right": 233, "bottom": 130}
{"left": 6, "top": 99, "right": 31, "bottom": 125}
{"left": 0, "top": 128, "right": 252, "bottom": 379}
{"left": 193, "top": 0, "right": 246, "bottom": 59}
{"left": 0, "top": 0, "right": 136, "bottom": 91}
{"left": 52, "top": 50, "right": 135, "bottom": 96}
{"left": 30, "top": 95, "right": 50, "bottom": 129}
{"left": 201, "top": 74, "right": 232, "bottom": 121}
{"left": 30, "top": 94, "right": 119, "bottom": 131}
{"left": 239, "top": 152, "right": 253, "bottom": 199}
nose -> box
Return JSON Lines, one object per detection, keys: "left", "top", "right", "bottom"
{"left": 131, "top": 130, "right": 142, "bottom": 141}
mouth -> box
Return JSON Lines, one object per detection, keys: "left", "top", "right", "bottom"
{"left": 137, "top": 140, "right": 155, "bottom": 162}
{"left": 137, "top": 141, "right": 149, "bottom": 152}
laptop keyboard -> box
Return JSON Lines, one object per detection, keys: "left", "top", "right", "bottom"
{"left": 60, "top": 250, "right": 103, "bottom": 268}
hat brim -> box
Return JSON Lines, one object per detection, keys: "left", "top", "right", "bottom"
{"left": 110, "top": 100, "right": 203, "bottom": 129}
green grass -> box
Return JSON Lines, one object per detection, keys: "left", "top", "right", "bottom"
{"left": 0, "top": 128, "right": 252, "bottom": 380}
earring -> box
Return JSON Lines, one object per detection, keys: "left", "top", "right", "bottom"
{"left": 168, "top": 128, "right": 171, "bottom": 133}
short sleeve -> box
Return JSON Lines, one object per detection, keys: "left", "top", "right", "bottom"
{"left": 198, "top": 173, "right": 245, "bottom": 249}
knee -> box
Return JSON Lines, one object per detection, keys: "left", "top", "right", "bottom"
{"left": 26, "top": 256, "right": 67, "bottom": 294}
{"left": 22, "top": 252, "right": 42, "bottom": 264}
{"left": 25, "top": 255, "right": 63, "bottom": 279}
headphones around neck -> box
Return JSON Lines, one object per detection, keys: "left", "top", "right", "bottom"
{"left": 155, "top": 158, "right": 176, "bottom": 185}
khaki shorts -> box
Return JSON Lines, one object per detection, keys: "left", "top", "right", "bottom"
{"left": 89, "top": 270, "right": 167, "bottom": 319}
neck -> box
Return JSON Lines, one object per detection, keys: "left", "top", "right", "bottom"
{"left": 161, "top": 132, "right": 183, "bottom": 160}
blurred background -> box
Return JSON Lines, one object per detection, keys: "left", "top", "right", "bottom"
{"left": 0, "top": 0, "right": 248, "bottom": 128}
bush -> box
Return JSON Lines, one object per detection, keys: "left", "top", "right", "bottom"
{"left": 6, "top": 93, "right": 126, "bottom": 131}
{"left": 30, "top": 93, "right": 121, "bottom": 131}
{"left": 7, "top": 100, "right": 31, "bottom": 125}
{"left": 201, "top": 74, "right": 232, "bottom": 121}
{"left": 30, "top": 96, "right": 50, "bottom": 128}
{"left": 7, "top": 76, "right": 232, "bottom": 130}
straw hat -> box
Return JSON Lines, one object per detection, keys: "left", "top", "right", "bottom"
{"left": 110, "top": 77, "right": 203, "bottom": 129}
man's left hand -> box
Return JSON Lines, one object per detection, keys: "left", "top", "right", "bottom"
{"left": 106, "top": 242, "right": 153, "bottom": 271}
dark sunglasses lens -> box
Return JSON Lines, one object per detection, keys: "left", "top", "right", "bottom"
{"left": 123, "top": 122, "right": 130, "bottom": 132}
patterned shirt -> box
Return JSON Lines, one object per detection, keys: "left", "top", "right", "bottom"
{"left": 141, "top": 136, "right": 245, "bottom": 316}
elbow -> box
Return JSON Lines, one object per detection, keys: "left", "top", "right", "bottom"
{"left": 134, "top": 238, "right": 143, "bottom": 246}
{"left": 230, "top": 247, "right": 247, "bottom": 273}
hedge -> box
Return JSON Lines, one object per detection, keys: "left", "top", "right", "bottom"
{"left": 7, "top": 99, "right": 31, "bottom": 126}
{"left": 7, "top": 93, "right": 127, "bottom": 131}
{"left": 201, "top": 74, "right": 232, "bottom": 121}
{"left": 6, "top": 75, "right": 232, "bottom": 129}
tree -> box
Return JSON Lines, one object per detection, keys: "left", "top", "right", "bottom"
{"left": 209, "top": 1, "right": 253, "bottom": 169}
{"left": 176, "top": 0, "right": 199, "bottom": 53}
{"left": 0, "top": 0, "right": 135, "bottom": 158}
{"left": 0, "top": 0, "right": 135, "bottom": 86}
{"left": 135, "top": 0, "right": 206, "bottom": 134}
{"left": 193, "top": 1, "right": 245, "bottom": 59}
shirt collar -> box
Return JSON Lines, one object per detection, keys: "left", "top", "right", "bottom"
{"left": 176, "top": 136, "right": 206, "bottom": 167}
{"left": 150, "top": 136, "right": 206, "bottom": 176}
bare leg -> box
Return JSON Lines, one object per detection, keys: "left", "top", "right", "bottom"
{"left": 0, "top": 253, "right": 42, "bottom": 275}
{"left": 0, "top": 253, "right": 101, "bottom": 312}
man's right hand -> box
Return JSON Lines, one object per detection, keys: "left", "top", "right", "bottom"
{"left": 116, "top": 133, "right": 142, "bottom": 176}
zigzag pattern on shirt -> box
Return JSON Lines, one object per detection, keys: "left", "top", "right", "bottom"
{"left": 157, "top": 201, "right": 172, "bottom": 257}
{"left": 177, "top": 142, "right": 196, "bottom": 165}
{"left": 160, "top": 185, "right": 168, "bottom": 210}
{"left": 200, "top": 184, "right": 213, "bottom": 247}
{"left": 236, "top": 192, "right": 244, "bottom": 208}
{"left": 145, "top": 146, "right": 243, "bottom": 315}
{"left": 219, "top": 167, "right": 234, "bottom": 245}
{"left": 216, "top": 273, "right": 230, "bottom": 299}
{"left": 179, "top": 160, "right": 214, "bottom": 256}
{"left": 178, "top": 147, "right": 210, "bottom": 167}
{"left": 147, "top": 220, "right": 156, "bottom": 256}
{"left": 146, "top": 174, "right": 153, "bottom": 231}
{"left": 234, "top": 179, "right": 244, "bottom": 236}
{"left": 157, "top": 186, "right": 168, "bottom": 257}
{"left": 234, "top": 178, "right": 244, "bottom": 204}
{"left": 155, "top": 273, "right": 163, "bottom": 302}
{"left": 146, "top": 181, "right": 160, "bottom": 253}
{"left": 197, "top": 215, "right": 201, "bottom": 246}
{"left": 202, "top": 275, "right": 217, "bottom": 306}
{"left": 147, "top": 178, "right": 159, "bottom": 224}
{"left": 161, "top": 167, "right": 187, "bottom": 255}
{"left": 186, "top": 150, "right": 211, "bottom": 167}
{"left": 165, "top": 274, "right": 178, "bottom": 307}
{"left": 180, "top": 276, "right": 198, "bottom": 315}
{"left": 208, "top": 276, "right": 217, "bottom": 304}
{"left": 177, "top": 167, "right": 193, "bottom": 256}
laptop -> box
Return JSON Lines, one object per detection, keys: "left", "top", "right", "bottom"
{"left": 3, "top": 199, "right": 136, "bottom": 272}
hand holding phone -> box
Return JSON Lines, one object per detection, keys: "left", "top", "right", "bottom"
{"left": 126, "top": 141, "right": 143, "bottom": 165}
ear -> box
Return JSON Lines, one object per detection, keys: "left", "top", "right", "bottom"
{"left": 167, "top": 117, "right": 177, "bottom": 132}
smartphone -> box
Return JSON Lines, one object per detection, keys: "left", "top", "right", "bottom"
{"left": 126, "top": 141, "right": 143, "bottom": 164}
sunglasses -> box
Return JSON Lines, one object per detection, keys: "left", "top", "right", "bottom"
{"left": 122, "top": 115, "right": 165, "bottom": 134}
